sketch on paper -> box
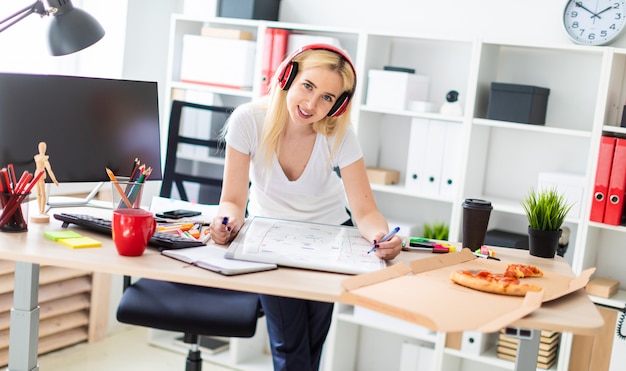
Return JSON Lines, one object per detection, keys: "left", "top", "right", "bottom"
{"left": 225, "top": 216, "right": 386, "bottom": 274}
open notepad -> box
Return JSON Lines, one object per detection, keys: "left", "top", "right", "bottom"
{"left": 162, "top": 245, "right": 277, "bottom": 276}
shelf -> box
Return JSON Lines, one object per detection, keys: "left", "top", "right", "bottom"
{"left": 360, "top": 105, "right": 464, "bottom": 123}
{"left": 473, "top": 118, "right": 592, "bottom": 138}
{"left": 335, "top": 305, "right": 438, "bottom": 343}
{"left": 370, "top": 183, "right": 455, "bottom": 203}
{"left": 169, "top": 81, "right": 255, "bottom": 98}
{"left": 589, "top": 290, "right": 626, "bottom": 310}
{"left": 602, "top": 125, "right": 626, "bottom": 136}
{"left": 444, "top": 346, "right": 517, "bottom": 370}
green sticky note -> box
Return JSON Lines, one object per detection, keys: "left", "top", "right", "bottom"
{"left": 44, "top": 230, "right": 83, "bottom": 241}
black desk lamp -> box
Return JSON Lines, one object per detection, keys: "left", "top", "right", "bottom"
{"left": 0, "top": 0, "right": 105, "bottom": 56}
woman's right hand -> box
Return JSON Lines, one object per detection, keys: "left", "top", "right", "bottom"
{"left": 209, "top": 215, "right": 238, "bottom": 245}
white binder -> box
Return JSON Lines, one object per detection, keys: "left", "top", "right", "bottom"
{"left": 405, "top": 118, "right": 430, "bottom": 192}
{"left": 439, "top": 121, "right": 463, "bottom": 198}
{"left": 421, "top": 120, "right": 446, "bottom": 196}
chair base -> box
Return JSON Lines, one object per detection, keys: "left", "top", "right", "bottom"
{"left": 184, "top": 334, "right": 202, "bottom": 371}
{"left": 186, "top": 349, "right": 202, "bottom": 371}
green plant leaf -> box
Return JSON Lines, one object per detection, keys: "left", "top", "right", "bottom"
{"left": 421, "top": 222, "right": 449, "bottom": 240}
{"left": 521, "top": 187, "right": 574, "bottom": 231}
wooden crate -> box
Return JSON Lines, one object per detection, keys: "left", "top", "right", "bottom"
{"left": 0, "top": 261, "right": 110, "bottom": 367}
{"left": 497, "top": 329, "right": 560, "bottom": 369}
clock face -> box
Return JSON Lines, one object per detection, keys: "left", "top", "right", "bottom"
{"left": 563, "top": 0, "right": 626, "bottom": 45}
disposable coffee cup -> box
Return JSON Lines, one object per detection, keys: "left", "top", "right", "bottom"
{"left": 462, "top": 198, "right": 492, "bottom": 251}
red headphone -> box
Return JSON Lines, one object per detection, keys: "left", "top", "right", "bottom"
{"left": 277, "top": 43, "right": 356, "bottom": 117}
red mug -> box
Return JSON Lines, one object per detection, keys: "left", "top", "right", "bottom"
{"left": 112, "top": 209, "right": 156, "bottom": 256}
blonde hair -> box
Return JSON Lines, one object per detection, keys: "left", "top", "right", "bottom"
{"left": 259, "top": 47, "right": 356, "bottom": 169}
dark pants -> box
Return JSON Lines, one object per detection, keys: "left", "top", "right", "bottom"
{"left": 260, "top": 295, "right": 334, "bottom": 371}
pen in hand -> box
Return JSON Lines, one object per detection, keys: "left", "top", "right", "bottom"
{"left": 367, "top": 226, "right": 400, "bottom": 254}
{"left": 222, "top": 216, "right": 231, "bottom": 232}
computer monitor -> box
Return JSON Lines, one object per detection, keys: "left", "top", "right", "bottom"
{"left": 0, "top": 72, "right": 163, "bottom": 208}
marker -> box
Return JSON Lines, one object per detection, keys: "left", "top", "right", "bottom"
{"left": 474, "top": 252, "right": 501, "bottom": 261}
{"left": 367, "top": 226, "right": 400, "bottom": 254}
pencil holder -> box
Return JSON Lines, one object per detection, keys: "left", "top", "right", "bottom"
{"left": 111, "top": 181, "right": 144, "bottom": 209}
{"left": 0, "top": 192, "right": 30, "bottom": 232}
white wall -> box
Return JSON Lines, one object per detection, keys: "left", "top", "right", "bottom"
{"left": 279, "top": 0, "right": 626, "bottom": 48}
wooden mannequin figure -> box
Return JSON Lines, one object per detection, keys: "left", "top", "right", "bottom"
{"left": 31, "top": 141, "right": 59, "bottom": 223}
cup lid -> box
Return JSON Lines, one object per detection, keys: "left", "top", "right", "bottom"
{"left": 463, "top": 198, "right": 493, "bottom": 209}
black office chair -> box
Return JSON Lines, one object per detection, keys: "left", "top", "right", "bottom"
{"left": 116, "top": 100, "right": 263, "bottom": 371}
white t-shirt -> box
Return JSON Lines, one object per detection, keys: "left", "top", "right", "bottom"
{"left": 225, "top": 102, "right": 363, "bottom": 224}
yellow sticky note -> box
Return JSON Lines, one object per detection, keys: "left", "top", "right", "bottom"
{"left": 58, "top": 236, "right": 102, "bottom": 249}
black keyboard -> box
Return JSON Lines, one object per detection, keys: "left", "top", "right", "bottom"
{"left": 53, "top": 213, "right": 205, "bottom": 251}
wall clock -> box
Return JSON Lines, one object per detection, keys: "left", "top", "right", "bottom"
{"left": 563, "top": 0, "right": 626, "bottom": 45}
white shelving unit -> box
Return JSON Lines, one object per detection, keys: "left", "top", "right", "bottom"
{"left": 162, "top": 13, "right": 626, "bottom": 371}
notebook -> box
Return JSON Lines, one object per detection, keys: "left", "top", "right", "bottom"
{"left": 162, "top": 245, "right": 277, "bottom": 276}
{"left": 224, "top": 216, "right": 386, "bottom": 275}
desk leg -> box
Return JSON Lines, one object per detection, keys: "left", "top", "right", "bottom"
{"left": 8, "top": 261, "right": 40, "bottom": 371}
{"left": 505, "top": 327, "right": 540, "bottom": 371}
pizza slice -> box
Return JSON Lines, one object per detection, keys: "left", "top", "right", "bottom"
{"left": 503, "top": 263, "right": 544, "bottom": 279}
{"left": 450, "top": 269, "right": 543, "bottom": 296}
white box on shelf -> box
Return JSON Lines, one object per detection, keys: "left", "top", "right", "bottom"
{"left": 460, "top": 331, "right": 497, "bottom": 356}
{"left": 537, "top": 172, "right": 586, "bottom": 218}
{"left": 180, "top": 35, "right": 256, "bottom": 89}
{"left": 366, "top": 70, "right": 430, "bottom": 110}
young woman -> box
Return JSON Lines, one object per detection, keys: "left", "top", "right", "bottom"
{"left": 210, "top": 43, "right": 402, "bottom": 370}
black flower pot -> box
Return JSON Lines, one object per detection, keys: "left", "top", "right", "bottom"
{"left": 528, "top": 227, "right": 562, "bottom": 258}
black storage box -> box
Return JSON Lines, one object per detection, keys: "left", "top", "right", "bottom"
{"left": 484, "top": 229, "right": 529, "bottom": 250}
{"left": 218, "top": 0, "right": 281, "bottom": 21}
{"left": 487, "top": 82, "right": 550, "bottom": 125}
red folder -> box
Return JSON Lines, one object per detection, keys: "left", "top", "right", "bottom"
{"left": 604, "top": 137, "right": 626, "bottom": 225}
{"left": 270, "top": 28, "right": 289, "bottom": 78}
{"left": 590, "top": 136, "right": 616, "bottom": 222}
{"left": 259, "top": 28, "right": 275, "bottom": 96}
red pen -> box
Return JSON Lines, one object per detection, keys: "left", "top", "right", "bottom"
{"left": 1, "top": 168, "right": 12, "bottom": 194}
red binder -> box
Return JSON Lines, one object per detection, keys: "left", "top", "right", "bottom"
{"left": 590, "top": 135, "right": 616, "bottom": 222}
{"left": 270, "top": 28, "right": 289, "bottom": 77}
{"left": 604, "top": 137, "right": 626, "bottom": 225}
{"left": 259, "top": 28, "right": 275, "bottom": 95}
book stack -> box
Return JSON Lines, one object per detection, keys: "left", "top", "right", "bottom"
{"left": 496, "top": 329, "right": 560, "bottom": 369}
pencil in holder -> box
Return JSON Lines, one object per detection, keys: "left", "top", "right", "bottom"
{"left": 111, "top": 181, "right": 144, "bottom": 209}
{"left": 0, "top": 192, "right": 30, "bottom": 232}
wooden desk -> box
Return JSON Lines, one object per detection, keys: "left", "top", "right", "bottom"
{"left": 0, "top": 204, "right": 603, "bottom": 371}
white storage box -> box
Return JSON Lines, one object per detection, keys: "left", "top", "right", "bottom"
{"left": 537, "top": 172, "right": 586, "bottom": 218}
{"left": 180, "top": 35, "right": 256, "bottom": 89}
{"left": 366, "top": 69, "right": 430, "bottom": 110}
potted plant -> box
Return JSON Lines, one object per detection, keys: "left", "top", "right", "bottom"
{"left": 521, "top": 187, "right": 573, "bottom": 258}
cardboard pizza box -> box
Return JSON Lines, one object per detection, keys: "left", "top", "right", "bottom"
{"left": 340, "top": 248, "right": 595, "bottom": 333}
